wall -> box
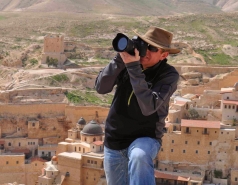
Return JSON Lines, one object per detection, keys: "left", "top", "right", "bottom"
{"left": 57, "top": 154, "right": 82, "bottom": 185}
{"left": 0, "top": 155, "right": 25, "bottom": 184}
{"left": 0, "top": 103, "right": 66, "bottom": 117}
{"left": 230, "top": 169, "right": 238, "bottom": 185}
{"left": 65, "top": 106, "right": 109, "bottom": 124}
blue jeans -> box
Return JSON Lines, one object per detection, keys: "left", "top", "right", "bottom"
{"left": 104, "top": 137, "right": 161, "bottom": 185}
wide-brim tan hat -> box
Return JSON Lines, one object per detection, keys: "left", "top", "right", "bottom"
{"left": 133, "top": 27, "right": 180, "bottom": 54}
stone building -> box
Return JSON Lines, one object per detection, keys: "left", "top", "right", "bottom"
{"left": 157, "top": 82, "right": 238, "bottom": 185}
{"left": 0, "top": 154, "right": 25, "bottom": 184}
{"left": 41, "top": 35, "right": 67, "bottom": 67}
{"left": 38, "top": 119, "right": 106, "bottom": 185}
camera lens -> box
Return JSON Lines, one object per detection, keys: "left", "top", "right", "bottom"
{"left": 117, "top": 37, "right": 128, "bottom": 51}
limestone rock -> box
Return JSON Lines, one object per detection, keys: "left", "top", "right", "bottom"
{"left": 182, "top": 72, "right": 202, "bottom": 79}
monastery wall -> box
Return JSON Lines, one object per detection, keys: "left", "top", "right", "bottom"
{"left": 0, "top": 103, "right": 66, "bottom": 117}
{"left": 57, "top": 154, "right": 82, "bottom": 185}
{"left": 65, "top": 106, "right": 109, "bottom": 124}
{"left": 25, "top": 161, "right": 45, "bottom": 185}
{"left": 0, "top": 155, "right": 25, "bottom": 184}
{"left": 231, "top": 169, "right": 238, "bottom": 185}
{"left": 159, "top": 127, "right": 220, "bottom": 166}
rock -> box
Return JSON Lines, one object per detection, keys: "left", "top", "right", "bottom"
{"left": 182, "top": 72, "right": 202, "bottom": 79}
{"left": 187, "top": 78, "right": 200, "bottom": 85}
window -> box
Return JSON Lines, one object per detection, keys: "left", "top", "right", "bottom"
{"left": 225, "top": 105, "right": 227, "bottom": 108}
{"left": 8, "top": 143, "right": 11, "bottom": 146}
{"left": 208, "top": 151, "right": 210, "bottom": 154}
{"left": 210, "top": 142, "right": 212, "bottom": 146}
{"left": 172, "top": 140, "right": 174, "bottom": 143}
{"left": 79, "top": 147, "right": 81, "bottom": 151}
{"left": 183, "top": 150, "right": 186, "bottom": 153}
{"left": 185, "top": 141, "right": 188, "bottom": 144}
{"left": 236, "top": 146, "right": 238, "bottom": 151}
{"left": 6, "top": 161, "right": 9, "bottom": 164}
{"left": 186, "top": 127, "right": 190, "bottom": 133}
{"left": 94, "top": 161, "right": 97, "bottom": 164}
{"left": 19, "top": 143, "right": 21, "bottom": 147}
{"left": 171, "top": 149, "right": 173, "bottom": 152}
{"left": 32, "top": 123, "right": 35, "bottom": 127}
{"left": 161, "top": 148, "right": 163, "bottom": 151}
{"left": 221, "top": 132, "right": 223, "bottom": 134}
{"left": 87, "top": 160, "right": 90, "bottom": 163}
{"left": 35, "top": 163, "right": 37, "bottom": 166}
{"left": 235, "top": 177, "right": 237, "bottom": 181}
{"left": 196, "top": 150, "right": 198, "bottom": 154}
{"left": 197, "top": 141, "right": 200, "bottom": 145}
{"left": 173, "top": 126, "right": 176, "bottom": 131}
{"left": 16, "top": 161, "right": 19, "bottom": 164}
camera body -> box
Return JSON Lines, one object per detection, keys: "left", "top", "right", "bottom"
{"left": 112, "top": 33, "right": 148, "bottom": 57}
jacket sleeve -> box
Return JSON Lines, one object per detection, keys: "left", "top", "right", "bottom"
{"left": 126, "top": 61, "right": 179, "bottom": 116}
{"left": 95, "top": 53, "right": 126, "bottom": 94}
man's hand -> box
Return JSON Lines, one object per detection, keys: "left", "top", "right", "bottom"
{"left": 119, "top": 49, "right": 140, "bottom": 64}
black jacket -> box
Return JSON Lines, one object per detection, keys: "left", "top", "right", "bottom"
{"left": 95, "top": 54, "right": 179, "bottom": 150}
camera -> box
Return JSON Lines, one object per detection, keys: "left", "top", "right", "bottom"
{"left": 112, "top": 33, "right": 148, "bottom": 57}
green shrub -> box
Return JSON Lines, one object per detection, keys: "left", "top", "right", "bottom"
{"left": 214, "top": 169, "right": 222, "bottom": 178}
{"left": 30, "top": 58, "right": 38, "bottom": 65}
{"left": 46, "top": 57, "right": 58, "bottom": 67}
{"left": 52, "top": 74, "right": 69, "bottom": 82}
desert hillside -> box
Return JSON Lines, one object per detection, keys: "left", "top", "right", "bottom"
{"left": 0, "top": 10, "right": 237, "bottom": 106}
{"left": 0, "top": 0, "right": 229, "bottom": 15}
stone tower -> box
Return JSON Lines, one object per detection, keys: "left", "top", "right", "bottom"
{"left": 42, "top": 35, "right": 67, "bottom": 67}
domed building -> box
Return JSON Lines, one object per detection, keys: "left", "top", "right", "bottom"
{"left": 76, "top": 117, "right": 86, "bottom": 130}
{"left": 50, "top": 117, "right": 105, "bottom": 185}
{"left": 38, "top": 157, "right": 59, "bottom": 185}
{"left": 81, "top": 120, "right": 104, "bottom": 143}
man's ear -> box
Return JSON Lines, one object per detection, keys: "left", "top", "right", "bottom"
{"left": 161, "top": 51, "right": 169, "bottom": 60}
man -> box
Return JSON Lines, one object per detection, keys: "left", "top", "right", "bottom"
{"left": 95, "top": 27, "right": 180, "bottom": 185}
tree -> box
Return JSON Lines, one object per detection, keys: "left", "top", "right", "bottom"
{"left": 46, "top": 56, "right": 58, "bottom": 67}
{"left": 187, "top": 108, "right": 200, "bottom": 119}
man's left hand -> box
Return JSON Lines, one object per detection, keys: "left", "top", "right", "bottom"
{"left": 119, "top": 49, "right": 140, "bottom": 64}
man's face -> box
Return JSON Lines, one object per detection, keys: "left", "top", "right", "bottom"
{"left": 140, "top": 47, "right": 169, "bottom": 69}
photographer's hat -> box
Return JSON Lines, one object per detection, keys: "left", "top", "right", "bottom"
{"left": 134, "top": 27, "right": 180, "bottom": 54}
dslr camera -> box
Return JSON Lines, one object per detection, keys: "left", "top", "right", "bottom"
{"left": 112, "top": 33, "right": 148, "bottom": 57}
